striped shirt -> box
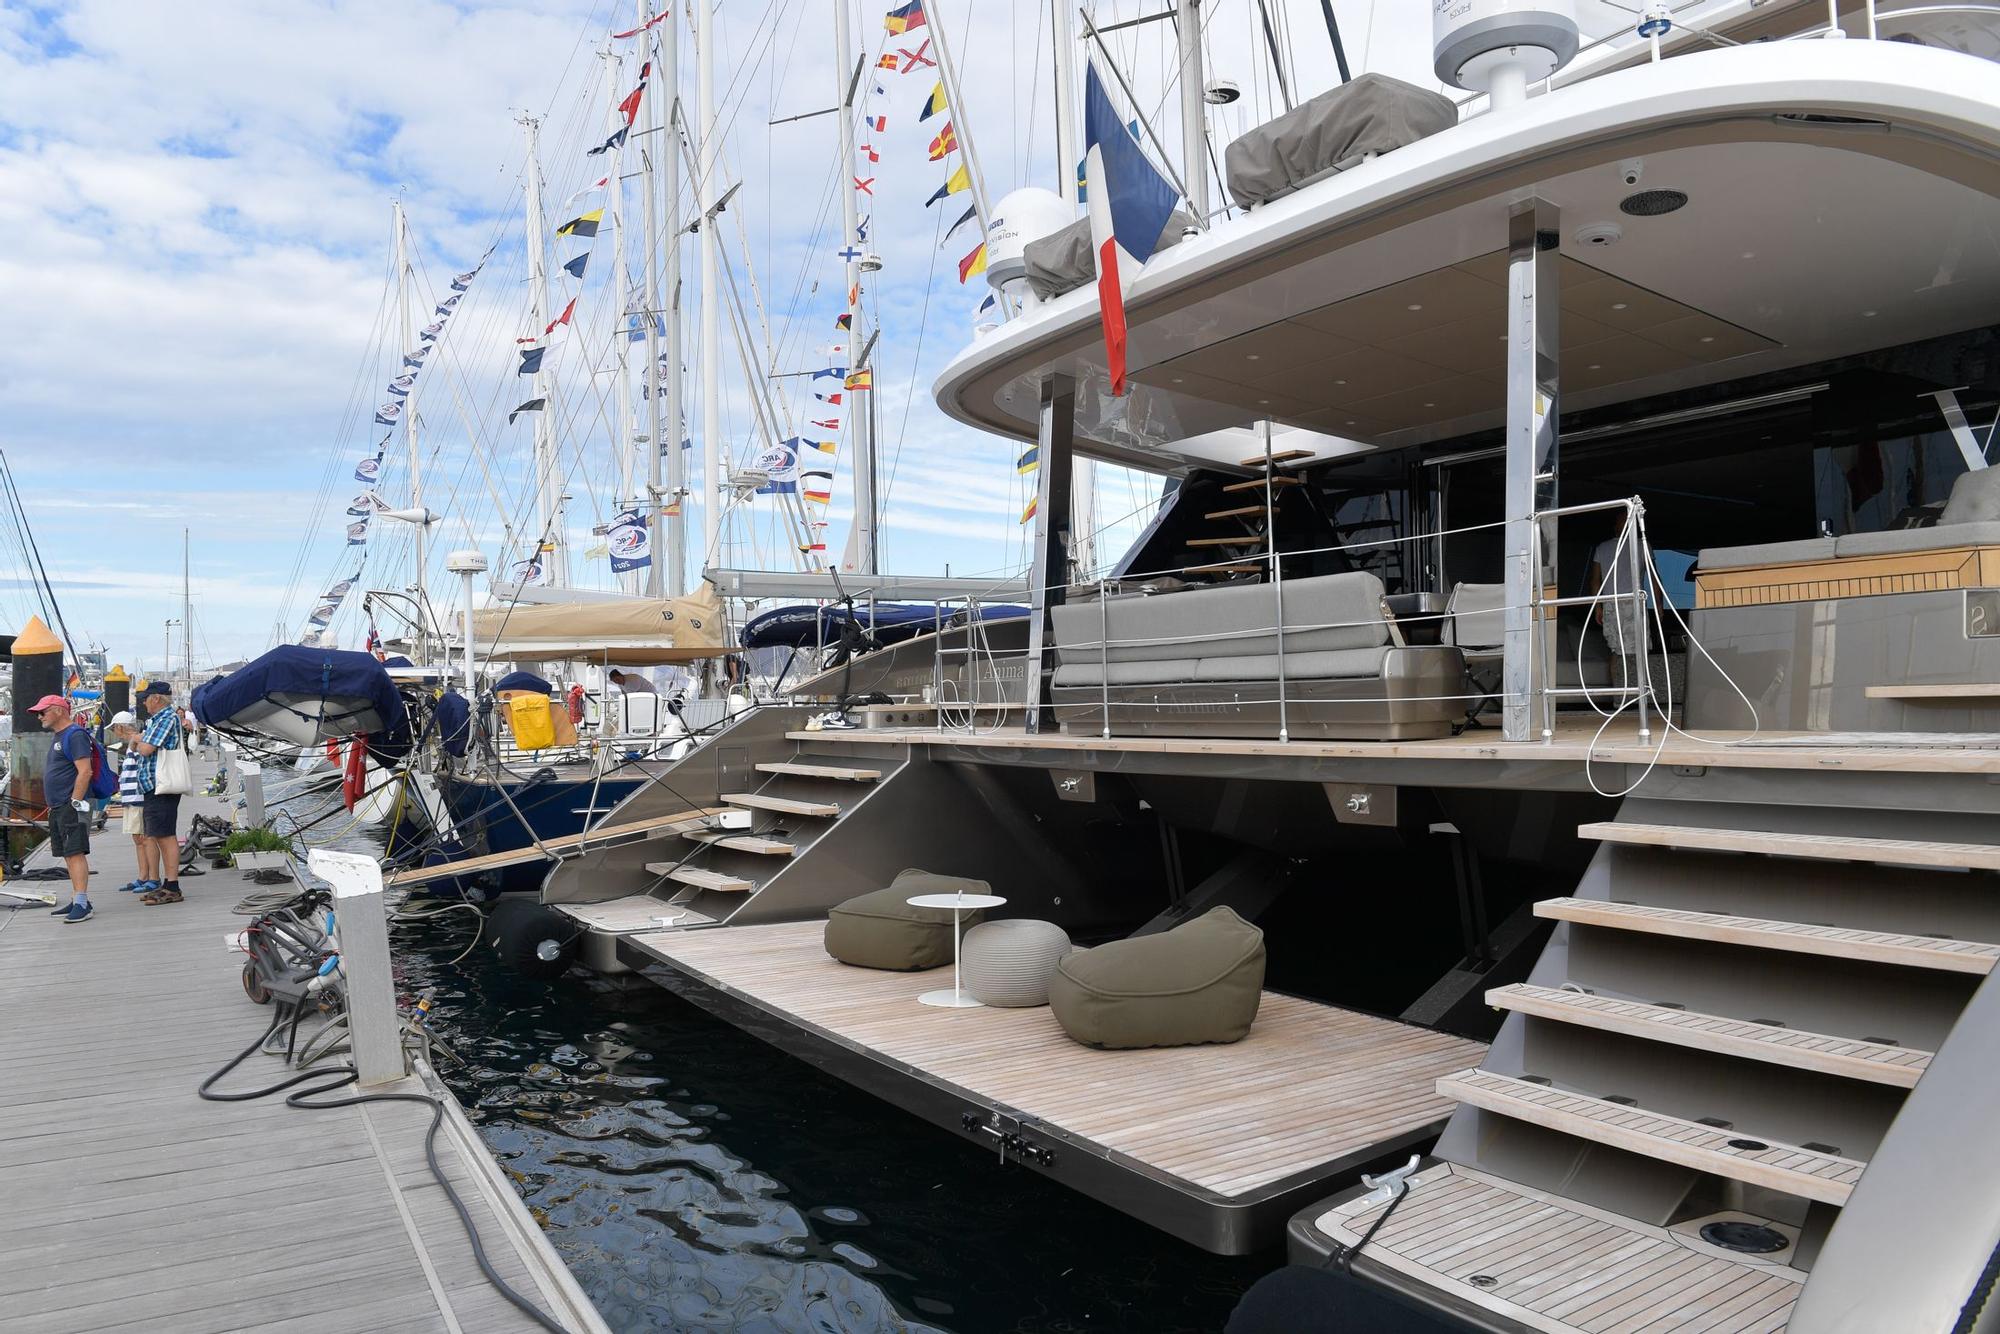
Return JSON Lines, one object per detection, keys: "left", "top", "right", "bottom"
{"left": 117, "top": 750, "right": 143, "bottom": 806}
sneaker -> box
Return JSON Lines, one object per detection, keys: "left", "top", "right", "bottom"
{"left": 49, "top": 901, "right": 72, "bottom": 915}
{"left": 62, "top": 901, "right": 94, "bottom": 924}
{"left": 120, "top": 879, "right": 157, "bottom": 893}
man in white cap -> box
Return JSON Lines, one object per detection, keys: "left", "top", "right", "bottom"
{"left": 29, "top": 694, "right": 95, "bottom": 923}
{"left": 107, "top": 710, "right": 158, "bottom": 894}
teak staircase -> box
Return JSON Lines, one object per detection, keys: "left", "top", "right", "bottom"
{"left": 1315, "top": 796, "right": 2000, "bottom": 1331}
{"left": 1186, "top": 452, "right": 1309, "bottom": 581}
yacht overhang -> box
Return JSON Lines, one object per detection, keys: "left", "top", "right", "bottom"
{"left": 936, "top": 42, "right": 2000, "bottom": 472}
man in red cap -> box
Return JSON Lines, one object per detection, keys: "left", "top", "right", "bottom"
{"left": 29, "top": 694, "right": 95, "bottom": 923}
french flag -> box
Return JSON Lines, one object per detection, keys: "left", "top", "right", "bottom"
{"left": 1083, "top": 60, "right": 1179, "bottom": 398}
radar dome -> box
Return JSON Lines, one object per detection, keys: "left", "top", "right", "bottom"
{"left": 1433, "top": 1, "right": 1580, "bottom": 109}
{"left": 984, "top": 187, "right": 1075, "bottom": 293}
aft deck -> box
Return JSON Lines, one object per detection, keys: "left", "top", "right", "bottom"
{"left": 621, "top": 920, "right": 1486, "bottom": 1254}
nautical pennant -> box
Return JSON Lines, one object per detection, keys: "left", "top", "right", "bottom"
{"left": 563, "top": 176, "right": 609, "bottom": 208}
{"left": 876, "top": 53, "right": 900, "bottom": 71}
{"left": 924, "top": 164, "right": 969, "bottom": 206}
{"left": 859, "top": 142, "right": 880, "bottom": 163}
{"left": 1016, "top": 447, "right": 1038, "bottom": 474}
{"left": 856, "top": 215, "right": 870, "bottom": 241}
{"left": 611, "top": 10, "right": 669, "bottom": 37}
{"left": 958, "top": 242, "right": 987, "bottom": 283}
{"left": 884, "top": 0, "right": 926, "bottom": 34}
{"left": 518, "top": 347, "right": 547, "bottom": 375}
{"left": 1084, "top": 59, "right": 1180, "bottom": 397}
{"left": 919, "top": 81, "right": 946, "bottom": 121}
{"left": 1021, "top": 495, "right": 1038, "bottom": 523}
{"left": 836, "top": 244, "right": 862, "bottom": 263}
{"left": 557, "top": 209, "right": 604, "bottom": 237}
{"left": 867, "top": 112, "right": 887, "bottom": 133}
{"left": 897, "top": 40, "right": 935, "bottom": 70}
{"left": 815, "top": 391, "right": 843, "bottom": 406}
{"left": 853, "top": 176, "right": 874, "bottom": 195}
{"left": 834, "top": 312, "right": 852, "bottom": 330}
{"left": 545, "top": 296, "right": 577, "bottom": 335}
{"left": 844, "top": 368, "right": 873, "bottom": 391}
{"left": 802, "top": 470, "right": 833, "bottom": 504}
{"left": 927, "top": 121, "right": 956, "bottom": 161}
{"left": 811, "top": 366, "right": 848, "bottom": 381}
{"left": 508, "top": 397, "right": 546, "bottom": 425}
{"left": 587, "top": 126, "right": 629, "bottom": 156}
{"left": 807, "top": 439, "right": 837, "bottom": 454}
{"left": 812, "top": 417, "right": 841, "bottom": 430}
{"left": 941, "top": 203, "right": 977, "bottom": 246}
{"left": 618, "top": 61, "right": 651, "bottom": 125}
{"left": 562, "top": 252, "right": 589, "bottom": 279}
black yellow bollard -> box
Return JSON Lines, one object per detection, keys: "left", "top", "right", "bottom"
{"left": 7, "top": 616, "right": 64, "bottom": 864}
{"left": 104, "top": 664, "right": 130, "bottom": 720}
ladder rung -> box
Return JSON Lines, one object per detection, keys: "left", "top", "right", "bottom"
{"left": 1237, "top": 449, "right": 1313, "bottom": 468}
{"left": 1221, "top": 475, "right": 1304, "bottom": 494}
{"left": 1486, "top": 984, "right": 1933, "bottom": 1087}
{"left": 683, "top": 831, "right": 797, "bottom": 856}
{"left": 722, "top": 792, "right": 839, "bottom": 817}
{"left": 1579, "top": 821, "right": 2000, "bottom": 872}
{"left": 1537, "top": 897, "right": 2000, "bottom": 974}
{"left": 754, "top": 761, "right": 881, "bottom": 781}
{"left": 1439, "top": 1068, "right": 1867, "bottom": 1206}
{"left": 1204, "top": 505, "right": 1267, "bottom": 520}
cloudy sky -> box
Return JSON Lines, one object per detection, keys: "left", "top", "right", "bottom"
{"left": 0, "top": 0, "right": 1639, "bottom": 675}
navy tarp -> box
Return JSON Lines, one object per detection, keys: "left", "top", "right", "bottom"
{"left": 192, "top": 645, "right": 408, "bottom": 745}
{"left": 492, "top": 670, "right": 553, "bottom": 695}
{"left": 434, "top": 690, "right": 471, "bottom": 758}
{"left": 741, "top": 602, "right": 1028, "bottom": 651}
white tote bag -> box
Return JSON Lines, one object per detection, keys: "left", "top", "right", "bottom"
{"left": 152, "top": 722, "right": 193, "bottom": 796}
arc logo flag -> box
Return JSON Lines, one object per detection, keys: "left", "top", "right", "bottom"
{"left": 1083, "top": 60, "right": 1179, "bottom": 397}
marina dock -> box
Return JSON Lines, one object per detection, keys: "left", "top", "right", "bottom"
{"left": 0, "top": 759, "right": 606, "bottom": 1334}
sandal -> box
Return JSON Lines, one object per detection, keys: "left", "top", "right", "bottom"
{"left": 139, "top": 887, "right": 183, "bottom": 905}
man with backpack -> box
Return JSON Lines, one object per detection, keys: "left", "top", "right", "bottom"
{"left": 131, "top": 681, "right": 188, "bottom": 906}
{"left": 30, "top": 694, "right": 109, "bottom": 924}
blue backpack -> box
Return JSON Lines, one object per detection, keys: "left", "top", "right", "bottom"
{"left": 84, "top": 732, "right": 117, "bottom": 801}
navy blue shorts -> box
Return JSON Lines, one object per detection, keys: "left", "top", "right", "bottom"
{"left": 46, "top": 801, "right": 89, "bottom": 858}
{"left": 142, "top": 793, "right": 181, "bottom": 839}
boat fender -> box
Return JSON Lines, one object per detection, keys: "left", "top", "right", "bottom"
{"left": 566, "top": 684, "right": 586, "bottom": 724}
{"left": 341, "top": 737, "right": 368, "bottom": 810}
{"left": 491, "top": 898, "right": 577, "bottom": 980}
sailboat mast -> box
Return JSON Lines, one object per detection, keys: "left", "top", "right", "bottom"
{"left": 1177, "top": 0, "right": 1209, "bottom": 220}
{"left": 642, "top": 4, "right": 677, "bottom": 597}
{"left": 392, "top": 202, "right": 429, "bottom": 653}
{"left": 602, "top": 46, "right": 638, "bottom": 574}
{"left": 182, "top": 527, "right": 191, "bottom": 695}
{"left": 833, "top": 0, "right": 877, "bottom": 575}
{"left": 518, "top": 113, "right": 564, "bottom": 588}
{"left": 1047, "top": 1, "right": 1098, "bottom": 580}
{"left": 696, "top": 0, "right": 723, "bottom": 576}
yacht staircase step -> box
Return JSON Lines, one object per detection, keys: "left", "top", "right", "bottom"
{"left": 1237, "top": 448, "right": 1312, "bottom": 468}
{"left": 682, "top": 831, "right": 797, "bottom": 856}
{"left": 1536, "top": 896, "right": 2000, "bottom": 974}
{"left": 753, "top": 761, "right": 881, "bottom": 781}
{"left": 645, "top": 864, "right": 755, "bottom": 893}
{"left": 1437, "top": 1068, "right": 1868, "bottom": 1206}
{"left": 1487, "top": 984, "right": 1933, "bottom": 1087}
{"left": 1579, "top": 820, "right": 2000, "bottom": 871}
{"left": 1204, "top": 504, "right": 1267, "bottom": 520}
{"left": 1186, "top": 561, "right": 1264, "bottom": 576}
{"left": 1220, "top": 475, "right": 1303, "bottom": 494}
{"left": 722, "top": 792, "right": 840, "bottom": 818}
{"left": 1186, "top": 534, "right": 1267, "bottom": 548}
{"left": 1312, "top": 1163, "right": 1803, "bottom": 1333}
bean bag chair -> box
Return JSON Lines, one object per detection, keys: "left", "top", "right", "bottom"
{"left": 823, "top": 869, "right": 993, "bottom": 971}
{"left": 1048, "top": 907, "right": 1265, "bottom": 1049}
{"left": 962, "top": 919, "right": 1073, "bottom": 1007}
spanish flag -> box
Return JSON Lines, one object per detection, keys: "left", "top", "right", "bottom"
{"left": 925, "top": 163, "right": 970, "bottom": 207}
{"left": 884, "top": 0, "right": 926, "bottom": 35}
{"left": 844, "top": 368, "right": 873, "bottom": 391}
{"left": 957, "top": 242, "right": 987, "bottom": 284}
{"left": 918, "top": 80, "right": 947, "bottom": 122}
{"left": 927, "top": 121, "right": 956, "bottom": 162}
{"left": 557, "top": 209, "right": 604, "bottom": 238}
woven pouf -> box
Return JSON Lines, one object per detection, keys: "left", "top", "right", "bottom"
{"left": 960, "top": 919, "right": 1074, "bottom": 1007}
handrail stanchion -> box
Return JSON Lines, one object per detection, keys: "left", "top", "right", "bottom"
{"left": 1263, "top": 421, "right": 1290, "bottom": 743}
{"left": 1628, "top": 500, "right": 1652, "bottom": 742}
{"left": 1530, "top": 520, "right": 1552, "bottom": 740}
{"left": 1098, "top": 580, "right": 1112, "bottom": 740}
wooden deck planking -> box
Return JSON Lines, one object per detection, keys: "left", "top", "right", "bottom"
{"left": 630, "top": 920, "right": 1485, "bottom": 1198}
{"left": 1313, "top": 1163, "right": 1804, "bottom": 1333}
{"left": 1536, "top": 896, "right": 2000, "bottom": 974}
{"left": 0, "top": 755, "right": 602, "bottom": 1333}
{"left": 1579, "top": 820, "right": 2000, "bottom": 871}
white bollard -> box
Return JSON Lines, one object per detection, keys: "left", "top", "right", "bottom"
{"left": 306, "top": 848, "right": 405, "bottom": 1087}
{"left": 238, "top": 761, "right": 266, "bottom": 829}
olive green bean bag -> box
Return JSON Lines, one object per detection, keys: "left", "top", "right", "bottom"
{"left": 823, "top": 869, "right": 993, "bottom": 971}
{"left": 1048, "top": 907, "right": 1266, "bottom": 1049}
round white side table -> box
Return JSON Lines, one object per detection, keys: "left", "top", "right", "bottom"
{"left": 906, "top": 891, "right": 1007, "bottom": 1008}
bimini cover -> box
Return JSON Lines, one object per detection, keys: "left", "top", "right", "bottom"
{"left": 470, "top": 583, "right": 728, "bottom": 665}
{"left": 1023, "top": 210, "right": 1192, "bottom": 301}
{"left": 1224, "top": 73, "right": 1456, "bottom": 209}
{"left": 742, "top": 602, "right": 1028, "bottom": 651}
{"left": 192, "top": 645, "right": 408, "bottom": 746}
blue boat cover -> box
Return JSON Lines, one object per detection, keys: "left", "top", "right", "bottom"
{"left": 741, "top": 602, "right": 1027, "bottom": 650}
{"left": 433, "top": 690, "right": 471, "bottom": 758}
{"left": 192, "top": 644, "right": 409, "bottom": 740}
{"left": 492, "top": 669, "right": 552, "bottom": 694}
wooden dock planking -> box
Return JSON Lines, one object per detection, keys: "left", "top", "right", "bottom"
{"left": 1, "top": 753, "right": 603, "bottom": 1334}
{"left": 629, "top": 921, "right": 1485, "bottom": 1199}
{"left": 1313, "top": 1163, "right": 1804, "bottom": 1334}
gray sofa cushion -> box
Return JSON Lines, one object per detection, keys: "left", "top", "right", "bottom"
{"left": 1052, "top": 657, "right": 1201, "bottom": 688}
{"left": 1834, "top": 521, "right": 2000, "bottom": 558}
{"left": 823, "top": 869, "right": 991, "bottom": 971}
{"left": 1051, "top": 571, "right": 1388, "bottom": 668}
{"left": 1048, "top": 907, "right": 1265, "bottom": 1050}
{"left": 1698, "top": 537, "right": 1838, "bottom": 570}
{"left": 1225, "top": 73, "right": 1457, "bottom": 208}
{"left": 1942, "top": 466, "right": 2000, "bottom": 524}
{"left": 1445, "top": 582, "right": 1506, "bottom": 652}
{"left": 1191, "top": 646, "right": 1392, "bottom": 681}
{"left": 1023, "top": 210, "right": 1192, "bottom": 301}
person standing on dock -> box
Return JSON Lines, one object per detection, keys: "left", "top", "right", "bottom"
{"left": 108, "top": 710, "right": 158, "bottom": 895}
{"left": 30, "top": 694, "right": 95, "bottom": 923}
{"left": 131, "top": 682, "right": 186, "bottom": 906}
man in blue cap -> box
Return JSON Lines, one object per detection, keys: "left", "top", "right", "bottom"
{"left": 29, "top": 693, "right": 95, "bottom": 923}
{"left": 130, "top": 680, "right": 187, "bottom": 906}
